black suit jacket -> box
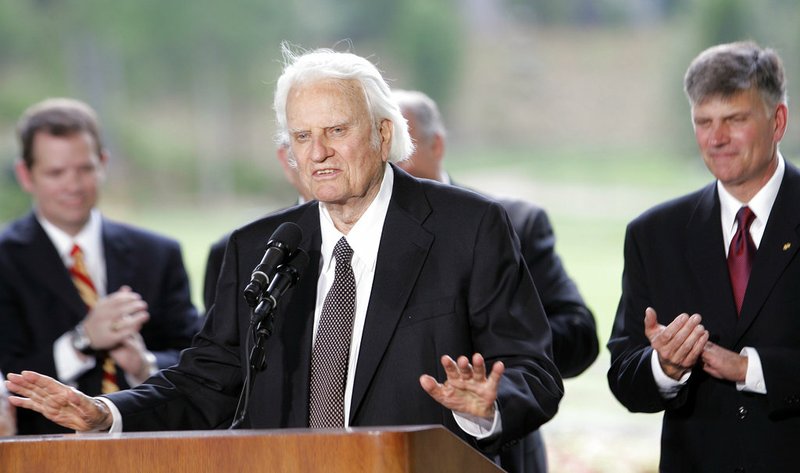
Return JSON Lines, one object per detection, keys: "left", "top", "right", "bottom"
{"left": 109, "top": 165, "right": 563, "bottom": 454}
{"left": 496, "top": 198, "right": 598, "bottom": 473}
{"left": 498, "top": 198, "right": 598, "bottom": 379}
{"left": 200, "top": 189, "right": 594, "bottom": 473}
{"left": 203, "top": 199, "right": 303, "bottom": 313}
{"left": 0, "top": 213, "right": 200, "bottom": 434}
{"left": 607, "top": 161, "right": 800, "bottom": 472}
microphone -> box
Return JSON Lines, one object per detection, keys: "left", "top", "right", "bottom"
{"left": 243, "top": 222, "right": 303, "bottom": 308}
{"left": 251, "top": 249, "right": 310, "bottom": 324}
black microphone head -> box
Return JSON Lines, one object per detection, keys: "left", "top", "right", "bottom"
{"left": 269, "top": 222, "right": 303, "bottom": 253}
{"left": 287, "top": 248, "right": 310, "bottom": 274}
{"left": 243, "top": 222, "right": 304, "bottom": 308}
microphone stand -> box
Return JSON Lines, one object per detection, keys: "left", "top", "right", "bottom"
{"left": 229, "top": 298, "right": 275, "bottom": 429}
{"left": 229, "top": 251, "right": 308, "bottom": 429}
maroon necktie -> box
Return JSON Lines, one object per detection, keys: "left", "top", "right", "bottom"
{"left": 727, "top": 207, "right": 756, "bottom": 316}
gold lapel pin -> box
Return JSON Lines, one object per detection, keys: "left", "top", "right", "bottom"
{"left": 783, "top": 242, "right": 792, "bottom": 251}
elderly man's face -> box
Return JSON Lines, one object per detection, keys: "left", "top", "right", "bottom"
{"left": 287, "top": 79, "right": 391, "bottom": 209}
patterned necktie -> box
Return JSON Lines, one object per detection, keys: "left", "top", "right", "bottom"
{"left": 308, "top": 237, "right": 356, "bottom": 428}
{"left": 727, "top": 207, "right": 756, "bottom": 316}
{"left": 69, "top": 244, "right": 119, "bottom": 393}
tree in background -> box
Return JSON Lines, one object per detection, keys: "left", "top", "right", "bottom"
{"left": 0, "top": 0, "right": 466, "bottom": 222}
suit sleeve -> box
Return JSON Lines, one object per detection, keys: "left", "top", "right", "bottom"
{"left": 759, "top": 347, "right": 800, "bottom": 417}
{"left": 519, "top": 208, "right": 598, "bottom": 378}
{"left": 202, "top": 237, "right": 228, "bottom": 313}
{"left": 139, "top": 240, "right": 201, "bottom": 370}
{"left": 469, "top": 202, "right": 563, "bottom": 451}
{"left": 607, "top": 223, "right": 681, "bottom": 413}
{"left": 108, "top": 233, "right": 246, "bottom": 431}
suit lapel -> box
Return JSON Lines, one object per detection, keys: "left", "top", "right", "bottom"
{"left": 734, "top": 163, "right": 800, "bottom": 344}
{"left": 349, "top": 166, "right": 434, "bottom": 423}
{"left": 686, "top": 185, "right": 738, "bottom": 346}
{"left": 102, "top": 220, "right": 136, "bottom": 293}
{"left": 13, "top": 213, "right": 87, "bottom": 321}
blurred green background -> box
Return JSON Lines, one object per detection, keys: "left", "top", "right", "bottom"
{"left": 2, "top": 0, "right": 800, "bottom": 471}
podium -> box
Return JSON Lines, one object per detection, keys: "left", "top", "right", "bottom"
{"left": 0, "top": 425, "right": 504, "bottom": 472}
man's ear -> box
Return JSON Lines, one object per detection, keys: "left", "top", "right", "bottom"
{"left": 773, "top": 103, "right": 788, "bottom": 143}
{"left": 379, "top": 119, "right": 393, "bottom": 163}
{"left": 97, "top": 150, "right": 110, "bottom": 181}
{"left": 432, "top": 133, "right": 445, "bottom": 162}
{"left": 14, "top": 159, "right": 34, "bottom": 194}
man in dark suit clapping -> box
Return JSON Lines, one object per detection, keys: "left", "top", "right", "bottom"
{"left": 0, "top": 98, "right": 199, "bottom": 434}
{"left": 607, "top": 41, "right": 800, "bottom": 472}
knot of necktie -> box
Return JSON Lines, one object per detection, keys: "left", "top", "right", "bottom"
{"left": 333, "top": 237, "right": 354, "bottom": 267}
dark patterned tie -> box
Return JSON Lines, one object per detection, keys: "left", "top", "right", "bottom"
{"left": 308, "top": 237, "right": 356, "bottom": 428}
{"left": 69, "top": 244, "right": 119, "bottom": 393}
{"left": 727, "top": 207, "right": 756, "bottom": 316}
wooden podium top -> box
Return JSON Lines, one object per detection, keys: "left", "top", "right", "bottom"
{"left": 0, "top": 425, "right": 505, "bottom": 473}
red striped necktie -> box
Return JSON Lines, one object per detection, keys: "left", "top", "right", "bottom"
{"left": 70, "top": 244, "right": 119, "bottom": 393}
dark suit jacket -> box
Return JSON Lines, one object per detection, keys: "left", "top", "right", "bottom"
{"left": 108, "top": 165, "right": 563, "bottom": 454}
{"left": 200, "top": 191, "right": 595, "bottom": 473}
{"left": 203, "top": 199, "right": 303, "bottom": 313}
{"left": 0, "top": 213, "right": 200, "bottom": 435}
{"left": 607, "top": 162, "right": 800, "bottom": 472}
{"left": 499, "top": 198, "right": 598, "bottom": 379}
{"left": 497, "top": 198, "right": 598, "bottom": 473}
{"left": 203, "top": 235, "right": 228, "bottom": 314}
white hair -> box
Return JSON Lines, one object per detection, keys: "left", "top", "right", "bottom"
{"left": 273, "top": 42, "right": 413, "bottom": 163}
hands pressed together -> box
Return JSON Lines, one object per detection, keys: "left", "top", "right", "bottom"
{"left": 645, "top": 307, "right": 747, "bottom": 383}
{"left": 1, "top": 285, "right": 155, "bottom": 434}
{"left": 83, "top": 286, "right": 154, "bottom": 381}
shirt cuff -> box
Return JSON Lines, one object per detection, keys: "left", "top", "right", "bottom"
{"left": 90, "top": 397, "right": 124, "bottom": 433}
{"left": 453, "top": 402, "right": 502, "bottom": 439}
{"left": 54, "top": 332, "right": 96, "bottom": 385}
{"left": 123, "top": 351, "right": 158, "bottom": 387}
{"left": 737, "top": 347, "right": 766, "bottom": 394}
{"left": 651, "top": 349, "right": 690, "bottom": 399}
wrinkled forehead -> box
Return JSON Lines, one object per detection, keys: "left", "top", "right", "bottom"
{"left": 287, "top": 78, "right": 367, "bottom": 115}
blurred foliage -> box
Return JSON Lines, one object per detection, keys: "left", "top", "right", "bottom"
{"left": 2, "top": 0, "right": 800, "bottom": 225}
{"left": 389, "top": 0, "right": 463, "bottom": 106}
{"left": 693, "top": 0, "right": 759, "bottom": 45}
{"left": 0, "top": 0, "right": 466, "bottom": 222}
{"left": 507, "top": 0, "right": 686, "bottom": 25}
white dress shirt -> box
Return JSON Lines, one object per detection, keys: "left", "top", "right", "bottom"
{"left": 314, "top": 165, "right": 393, "bottom": 425}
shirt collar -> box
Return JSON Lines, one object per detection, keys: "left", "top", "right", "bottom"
{"left": 318, "top": 164, "right": 394, "bottom": 273}
{"left": 37, "top": 209, "right": 103, "bottom": 264}
{"left": 717, "top": 154, "right": 784, "bottom": 236}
